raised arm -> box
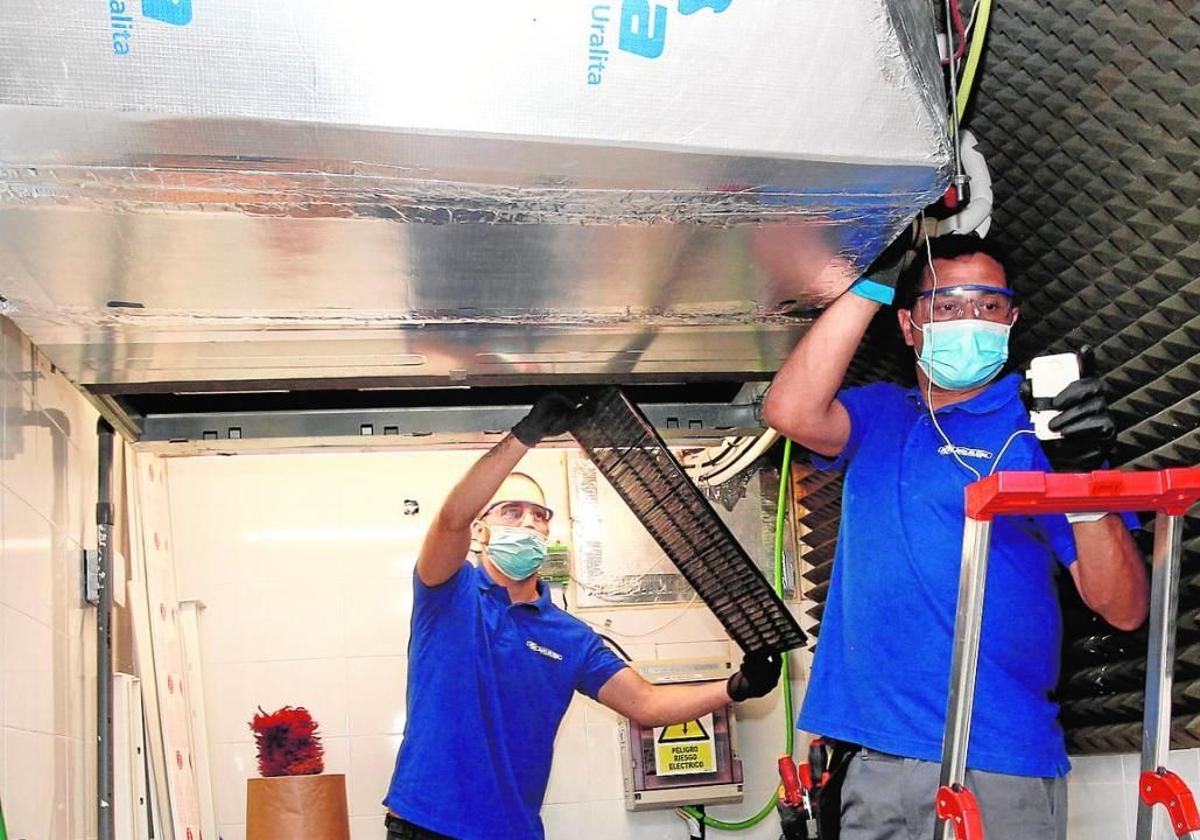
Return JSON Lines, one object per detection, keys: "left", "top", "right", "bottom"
{"left": 762, "top": 290, "right": 883, "bottom": 457}
{"left": 416, "top": 435, "right": 531, "bottom": 587}
{"left": 416, "top": 393, "right": 577, "bottom": 587}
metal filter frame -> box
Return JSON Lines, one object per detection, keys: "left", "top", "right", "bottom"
{"left": 570, "top": 387, "right": 806, "bottom": 654}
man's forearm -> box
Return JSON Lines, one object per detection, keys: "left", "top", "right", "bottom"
{"left": 1073, "top": 515, "right": 1149, "bottom": 631}
{"left": 416, "top": 434, "right": 532, "bottom": 586}
{"left": 763, "top": 292, "right": 880, "bottom": 450}
{"left": 438, "top": 434, "right": 529, "bottom": 530}
{"left": 636, "top": 681, "right": 736, "bottom": 729}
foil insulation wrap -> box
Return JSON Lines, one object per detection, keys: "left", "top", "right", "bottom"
{"left": 0, "top": 0, "right": 951, "bottom": 387}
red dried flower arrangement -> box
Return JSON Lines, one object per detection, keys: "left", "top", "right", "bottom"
{"left": 249, "top": 706, "right": 325, "bottom": 777}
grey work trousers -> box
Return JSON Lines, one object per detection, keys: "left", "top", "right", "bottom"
{"left": 839, "top": 748, "right": 1067, "bottom": 840}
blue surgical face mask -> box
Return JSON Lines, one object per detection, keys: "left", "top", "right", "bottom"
{"left": 485, "top": 526, "right": 547, "bottom": 581}
{"left": 916, "top": 319, "right": 1011, "bottom": 391}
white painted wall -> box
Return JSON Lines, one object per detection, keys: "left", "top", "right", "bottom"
{"left": 165, "top": 448, "right": 807, "bottom": 840}
{"left": 0, "top": 317, "right": 100, "bottom": 839}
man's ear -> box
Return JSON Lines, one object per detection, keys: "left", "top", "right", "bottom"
{"left": 470, "top": 520, "right": 489, "bottom": 549}
{"left": 898, "top": 307, "right": 917, "bottom": 348}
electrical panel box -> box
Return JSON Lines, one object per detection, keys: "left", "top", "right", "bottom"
{"left": 541, "top": 541, "right": 570, "bottom": 583}
{"left": 618, "top": 658, "right": 744, "bottom": 811}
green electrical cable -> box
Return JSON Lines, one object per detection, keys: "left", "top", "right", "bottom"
{"left": 956, "top": 0, "right": 993, "bottom": 121}
{"left": 776, "top": 439, "right": 796, "bottom": 761}
{"left": 682, "top": 437, "right": 795, "bottom": 831}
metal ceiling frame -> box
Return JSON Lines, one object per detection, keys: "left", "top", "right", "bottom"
{"left": 115, "top": 382, "right": 769, "bottom": 453}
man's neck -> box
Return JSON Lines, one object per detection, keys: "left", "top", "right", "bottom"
{"left": 914, "top": 368, "right": 994, "bottom": 410}
{"left": 481, "top": 555, "right": 541, "bottom": 604}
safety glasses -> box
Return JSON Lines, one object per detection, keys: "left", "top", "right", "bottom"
{"left": 915, "top": 284, "right": 1014, "bottom": 323}
{"left": 481, "top": 501, "right": 554, "bottom": 526}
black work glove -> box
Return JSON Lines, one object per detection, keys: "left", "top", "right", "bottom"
{"left": 511, "top": 392, "right": 578, "bottom": 447}
{"left": 1020, "top": 350, "right": 1117, "bottom": 472}
{"left": 1041, "top": 377, "right": 1117, "bottom": 472}
{"left": 726, "top": 649, "right": 782, "bottom": 702}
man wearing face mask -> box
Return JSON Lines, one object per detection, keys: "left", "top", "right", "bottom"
{"left": 762, "top": 234, "right": 1147, "bottom": 840}
{"left": 382, "top": 392, "right": 783, "bottom": 840}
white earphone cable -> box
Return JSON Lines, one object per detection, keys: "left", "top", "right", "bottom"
{"left": 917, "top": 226, "right": 1033, "bottom": 482}
{"left": 920, "top": 224, "right": 983, "bottom": 481}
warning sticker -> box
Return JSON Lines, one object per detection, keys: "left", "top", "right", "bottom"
{"left": 653, "top": 713, "right": 716, "bottom": 776}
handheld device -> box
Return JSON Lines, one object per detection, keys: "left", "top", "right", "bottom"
{"left": 1026, "top": 352, "right": 1082, "bottom": 440}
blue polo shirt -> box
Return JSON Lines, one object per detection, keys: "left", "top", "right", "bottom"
{"left": 797, "top": 373, "right": 1137, "bottom": 778}
{"left": 384, "top": 561, "right": 628, "bottom": 839}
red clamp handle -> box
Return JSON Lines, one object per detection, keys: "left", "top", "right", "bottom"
{"left": 799, "top": 762, "right": 814, "bottom": 792}
{"left": 1140, "top": 769, "right": 1200, "bottom": 837}
{"left": 936, "top": 784, "right": 984, "bottom": 840}
{"left": 778, "top": 756, "right": 804, "bottom": 807}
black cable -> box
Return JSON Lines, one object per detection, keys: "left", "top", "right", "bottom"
{"left": 557, "top": 584, "right": 634, "bottom": 662}
{"left": 597, "top": 633, "right": 633, "bottom": 663}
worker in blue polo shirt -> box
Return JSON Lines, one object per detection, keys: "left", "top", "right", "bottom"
{"left": 383, "top": 393, "right": 783, "bottom": 840}
{"left": 762, "top": 233, "right": 1148, "bottom": 840}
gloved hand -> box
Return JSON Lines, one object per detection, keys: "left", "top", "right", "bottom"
{"left": 727, "top": 649, "right": 782, "bottom": 702}
{"left": 1019, "top": 347, "right": 1118, "bottom": 473}
{"left": 1041, "top": 377, "right": 1117, "bottom": 472}
{"left": 511, "top": 392, "right": 578, "bottom": 447}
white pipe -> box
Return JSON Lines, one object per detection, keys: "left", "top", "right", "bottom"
{"left": 938, "top": 129, "right": 993, "bottom": 238}
{"left": 695, "top": 428, "right": 780, "bottom": 487}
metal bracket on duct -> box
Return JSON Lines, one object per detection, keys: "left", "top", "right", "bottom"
{"left": 571, "top": 387, "right": 806, "bottom": 654}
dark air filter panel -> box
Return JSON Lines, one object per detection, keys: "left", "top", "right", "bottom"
{"left": 571, "top": 387, "right": 807, "bottom": 654}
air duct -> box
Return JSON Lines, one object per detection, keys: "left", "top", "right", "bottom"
{"left": 0, "top": 1, "right": 951, "bottom": 391}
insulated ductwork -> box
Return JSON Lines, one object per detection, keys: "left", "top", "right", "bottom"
{"left": 0, "top": 0, "right": 951, "bottom": 391}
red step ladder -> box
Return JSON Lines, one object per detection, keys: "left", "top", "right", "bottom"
{"left": 935, "top": 467, "right": 1200, "bottom": 840}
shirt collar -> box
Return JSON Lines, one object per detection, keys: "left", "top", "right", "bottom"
{"left": 905, "top": 372, "right": 1022, "bottom": 415}
{"left": 475, "top": 561, "right": 549, "bottom": 610}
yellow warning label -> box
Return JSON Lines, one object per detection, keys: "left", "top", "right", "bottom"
{"left": 653, "top": 713, "right": 716, "bottom": 776}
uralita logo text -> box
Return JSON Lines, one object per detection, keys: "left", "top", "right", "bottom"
{"left": 107, "top": 0, "right": 193, "bottom": 57}
{"left": 587, "top": 0, "right": 733, "bottom": 85}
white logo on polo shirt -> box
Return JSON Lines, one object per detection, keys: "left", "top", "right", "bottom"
{"left": 937, "top": 443, "right": 994, "bottom": 460}
{"left": 526, "top": 640, "right": 564, "bottom": 661}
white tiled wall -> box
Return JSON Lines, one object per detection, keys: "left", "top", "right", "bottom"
{"left": 165, "top": 449, "right": 808, "bottom": 840}
{"left": 0, "top": 317, "right": 99, "bottom": 840}
{"left": 1068, "top": 750, "right": 1200, "bottom": 840}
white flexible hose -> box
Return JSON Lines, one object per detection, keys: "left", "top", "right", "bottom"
{"left": 687, "top": 427, "right": 780, "bottom": 487}
{"left": 938, "top": 129, "right": 993, "bottom": 238}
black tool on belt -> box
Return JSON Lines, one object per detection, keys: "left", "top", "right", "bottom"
{"left": 384, "top": 813, "right": 457, "bottom": 840}
{"left": 776, "top": 739, "right": 860, "bottom": 840}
